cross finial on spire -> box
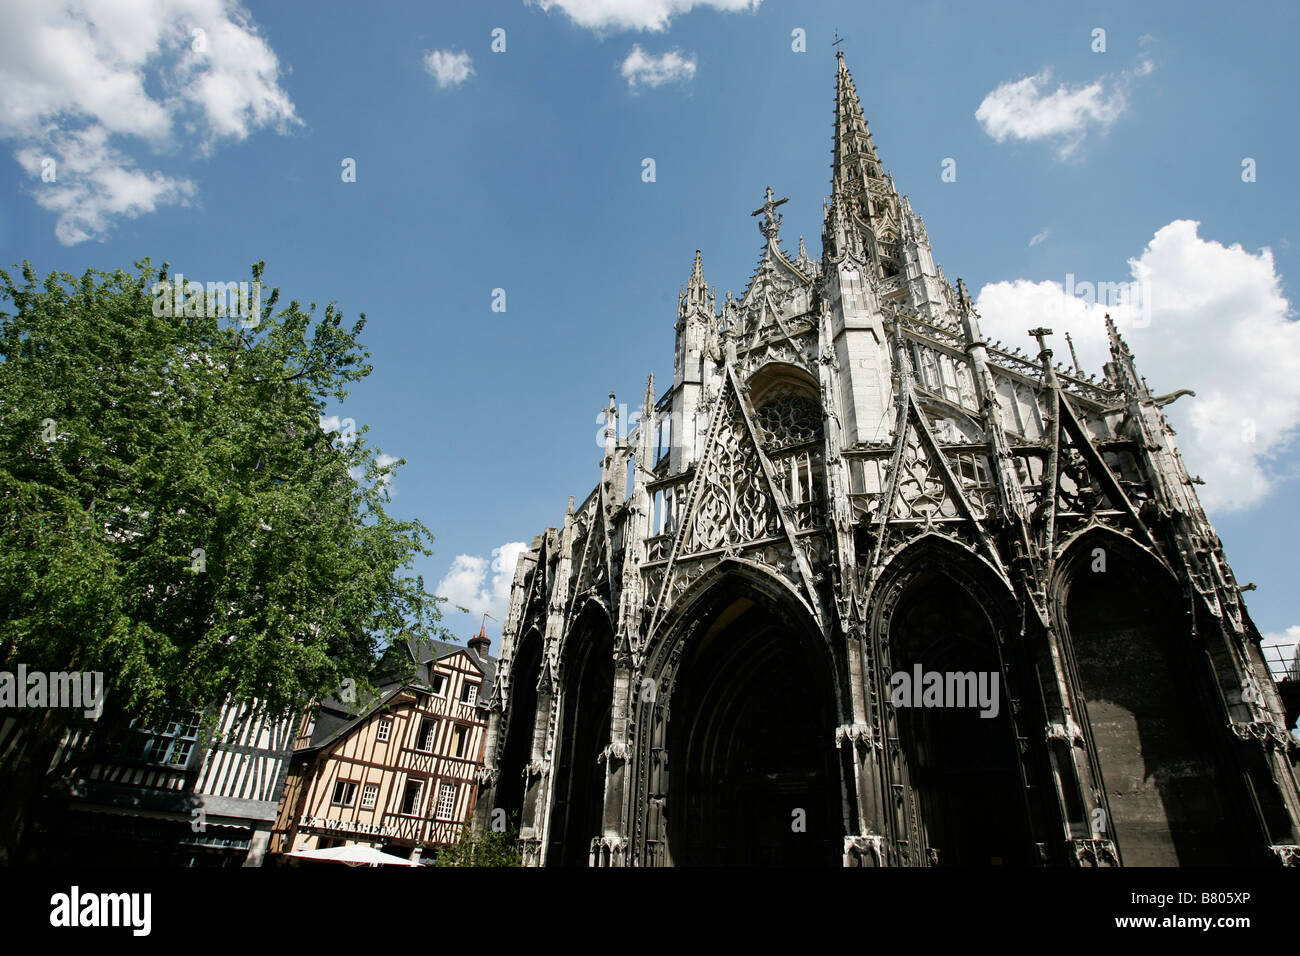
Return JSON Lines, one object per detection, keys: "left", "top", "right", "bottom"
{"left": 751, "top": 186, "right": 789, "bottom": 240}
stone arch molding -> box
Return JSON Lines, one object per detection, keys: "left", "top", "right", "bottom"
{"left": 557, "top": 596, "right": 616, "bottom": 673}
{"left": 867, "top": 530, "right": 1016, "bottom": 620}
{"left": 645, "top": 555, "right": 822, "bottom": 668}
{"left": 628, "top": 562, "right": 846, "bottom": 865}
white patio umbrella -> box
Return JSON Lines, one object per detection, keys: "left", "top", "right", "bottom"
{"left": 285, "top": 843, "right": 420, "bottom": 867}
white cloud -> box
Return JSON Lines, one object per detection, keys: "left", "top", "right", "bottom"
{"left": 436, "top": 542, "right": 530, "bottom": 621}
{"left": 15, "top": 126, "right": 196, "bottom": 244}
{"left": 620, "top": 44, "right": 696, "bottom": 88}
{"left": 422, "top": 49, "right": 474, "bottom": 88}
{"left": 527, "top": 0, "right": 759, "bottom": 33}
{"left": 0, "top": 0, "right": 299, "bottom": 243}
{"left": 974, "top": 220, "right": 1300, "bottom": 513}
{"left": 975, "top": 59, "right": 1152, "bottom": 159}
{"left": 1028, "top": 228, "right": 1049, "bottom": 247}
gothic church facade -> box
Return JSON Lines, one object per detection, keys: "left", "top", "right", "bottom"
{"left": 473, "top": 54, "right": 1300, "bottom": 867}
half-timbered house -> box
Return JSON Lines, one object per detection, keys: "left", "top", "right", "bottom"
{"left": 22, "top": 698, "right": 297, "bottom": 866}
{"left": 271, "top": 630, "right": 495, "bottom": 863}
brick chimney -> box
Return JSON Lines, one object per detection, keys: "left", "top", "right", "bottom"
{"left": 468, "top": 625, "right": 491, "bottom": 660}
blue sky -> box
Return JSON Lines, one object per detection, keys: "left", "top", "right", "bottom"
{"left": 2, "top": 0, "right": 1297, "bottom": 660}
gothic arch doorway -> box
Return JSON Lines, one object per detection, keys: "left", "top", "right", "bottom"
{"left": 1058, "top": 536, "right": 1255, "bottom": 865}
{"left": 661, "top": 571, "right": 842, "bottom": 866}
{"left": 547, "top": 607, "right": 614, "bottom": 866}
{"left": 493, "top": 628, "right": 542, "bottom": 831}
{"left": 884, "top": 562, "right": 1039, "bottom": 866}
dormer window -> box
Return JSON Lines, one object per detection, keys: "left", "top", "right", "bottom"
{"left": 429, "top": 673, "right": 447, "bottom": 697}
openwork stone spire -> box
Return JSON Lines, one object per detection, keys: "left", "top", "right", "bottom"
{"left": 832, "top": 50, "right": 887, "bottom": 197}
{"left": 825, "top": 51, "right": 903, "bottom": 272}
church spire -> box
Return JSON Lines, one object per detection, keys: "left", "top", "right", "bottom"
{"left": 832, "top": 51, "right": 888, "bottom": 204}
{"left": 825, "top": 53, "right": 903, "bottom": 272}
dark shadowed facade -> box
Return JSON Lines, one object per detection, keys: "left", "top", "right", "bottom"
{"left": 472, "top": 54, "right": 1300, "bottom": 867}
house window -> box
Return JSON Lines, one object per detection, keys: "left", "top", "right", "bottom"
{"left": 435, "top": 783, "right": 457, "bottom": 821}
{"left": 417, "top": 717, "right": 437, "bottom": 752}
{"left": 128, "top": 711, "right": 202, "bottom": 767}
{"left": 400, "top": 779, "right": 425, "bottom": 816}
{"left": 450, "top": 724, "right": 468, "bottom": 758}
{"left": 430, "top": 673, "right": 447, "bottom": 697}
{"left": 360, "top": 783, "right": 379, "bottom": 809}
{"left": 332, "top": 780, "right": 358, "bottom": 806}
{"left": 376, "top": 717, "right": 392, "bottom": 742}
{"left": 460, "top": 682, "right": 478, "bottom": 705}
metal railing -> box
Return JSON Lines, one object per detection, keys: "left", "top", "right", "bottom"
{"left": 1263, "top": 640, "right": 1299, "bottom": 682}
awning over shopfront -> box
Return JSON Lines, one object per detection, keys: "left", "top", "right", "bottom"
{"left": 284, "top": 844, "right": 419, "bottom": 867}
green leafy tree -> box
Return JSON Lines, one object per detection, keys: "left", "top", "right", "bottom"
{"left": 430, "top": 824, "right": 524, "bottom": 867}
{"left": 0, "top": 260, "right": 443, "bottom": 862}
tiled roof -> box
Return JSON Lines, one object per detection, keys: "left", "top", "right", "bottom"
{"left": 304, "top": 635, "right": 498, "bottom": 751}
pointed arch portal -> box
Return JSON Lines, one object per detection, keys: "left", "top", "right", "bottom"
{"left": 661, "top": 572, "right": 842, "bottom": 866}
{"left": 1060, "top": 540, "right": 1255, "bottom": 865}
{"left": 493, "top": 628, "right": 542, "bottom": 832}
{"left": 888, "top": 569, "right": 1038, "bottom": 866}
{"left": 548, "top": 608, "right": 614, "bottom": 866}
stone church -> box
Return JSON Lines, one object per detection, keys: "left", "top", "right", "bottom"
{"left": 472, "top": 53, "right": 1300, "bottom": 866}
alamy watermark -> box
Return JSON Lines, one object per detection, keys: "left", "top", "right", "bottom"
{"left": 50, "top": 886, "right": 150, "bottom": 936}
{"left": 0, "top": 665, "right": 105, "bottom": 718}
{"left": 151, "top": 273, "right": 261, "bottom": 328}
{"left": 1064, "top": 273, "right": 1151, "bottom": 328}
{"left": 890, "top": 665, "right": 1000, "bottom": 718}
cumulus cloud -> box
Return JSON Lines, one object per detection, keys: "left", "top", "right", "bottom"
{"left": 527, "top": 0, "right": 759, "bottom": 33}
{"left": 436, "top": 542, "right": 530, "bottom": 621}
{"left": 975, "top": 56, "right": 1153, "bottom": 159}
{"left": 620, "top": 45, "right": 696, "bottom": 88}
{"left": 974, "top": 220, "right": 1300, "bottom": 513}
{"left": 15, "top": 126, "right": 196, "bottom": 244}
{"left": 422, "top": 49, "right": 474, "bottom": 88}
{"left": 0, "top": 0, "right": 299, "bottom": 243}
